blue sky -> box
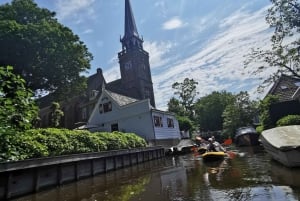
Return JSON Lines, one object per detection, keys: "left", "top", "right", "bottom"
{"left": 0, "top": 0, "right": 273, "bottom": 109}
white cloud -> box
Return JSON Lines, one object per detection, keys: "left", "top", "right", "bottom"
{"left": 103, "top": 64, "right": 120, "bottom": 83}
{"left": 144, "top": 41, "right": 174, "bottom": 68}
{"left": 55, "top": 0, "right": 95, "bottom": 20}
{"left": 153, "top": 6, "right": 273, "bottom": 110}
{"left": 82, "top": 29, "right": 93, "bottom": 34}
{"left": 162, "top": 17, "right": 186, "bottom": 30}
{"left": 154, "top": 1, "right": 167, "bottom": 17}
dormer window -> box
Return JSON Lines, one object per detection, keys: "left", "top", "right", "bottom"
{"left": 280, "top": 85, "right": 288, "bottom": 90}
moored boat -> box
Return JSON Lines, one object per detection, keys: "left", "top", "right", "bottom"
{"left": 235, "top": 127, "right": 260, "bottom": 146}
{"left": 202, "top": 151, "right": 226, "bottom": 162}
{"left": 261, "top": 125, "right": 300, "bottom": 167}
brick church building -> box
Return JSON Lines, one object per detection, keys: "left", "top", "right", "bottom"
{"left": 38, "top": 0, "right": 155, "bottom": 128}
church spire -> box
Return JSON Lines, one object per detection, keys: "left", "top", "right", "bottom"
{"left": 121, "top": 0, "right": 143, "bottom": 50}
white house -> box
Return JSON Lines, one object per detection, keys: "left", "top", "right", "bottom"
{"left": 87, "top": 88, "right": 181, "bottom": 144}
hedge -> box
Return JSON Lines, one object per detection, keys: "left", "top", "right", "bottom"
{"left": 276, "top": 115, "right": 300, "bottom": 126}
{"left": 0, "top": 128, "right": 147, "bottom": 162}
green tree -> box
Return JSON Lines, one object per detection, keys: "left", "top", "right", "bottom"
{"left": 258, "top": 95, "right": 279, "bottom": 130}
{"left": 0, "top": 66, "right": 38, "bottom": 131}
{"left": 172, "top": 78, "right": 198, "bottom": 118}
{"left": 195, "top": 91, "right": 234, "bottom": 131}
{"left": 0, "top": 0, "right": 92, "bottom": 98}
{"left": 245, "top": 0, "right": 300, "bottom": 91}
{"left": 50, "top": 102, "right": 64, "bottom": 128}
{"left": 222, "top": 91, "right": 258, "bottom": 137}
{"left": 167, "top": 97, "right": 185, "bottom": 116}
{"left": 176, "top": 116, "right": 194, "bottom": 132}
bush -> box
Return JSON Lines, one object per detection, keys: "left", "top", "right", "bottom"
{"left": 0, "top": 128, "right": 147, "bottom": 162}
{"left": 69, "top": 130, "right": 107, "bottom": 153}
{"left": 0, "top": 130, "right": 48, "bottom": 161}
{"left": 256, "top": 125, "right": 264, "bottom": 134}
{"left": 276, "top": 115, "right": 300, "bottom": 126}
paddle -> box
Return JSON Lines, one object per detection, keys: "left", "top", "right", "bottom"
{"left": 222, "top": 138, "right": 237, "bottom": 159}
{"left": 223, "top": 138, "right": 233, "bottom": 146}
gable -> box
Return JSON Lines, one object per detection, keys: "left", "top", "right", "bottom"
{"left": 88, "top": 89, "right": 151, "bottom": 125}
{"left": 268, "top": 75, "right": 300, "bottom": 102}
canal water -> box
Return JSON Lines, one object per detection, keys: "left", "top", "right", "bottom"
{"left": 13, "top": 146, "right": 300, "bottom": 201}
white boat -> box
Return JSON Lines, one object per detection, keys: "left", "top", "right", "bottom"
{"left": 261, "top": 125, "right": 300, "bottom": 167}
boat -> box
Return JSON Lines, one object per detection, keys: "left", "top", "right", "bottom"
{"left": 202, "top": 151, "right": 226, "bottom": 162}
{"left": 234, "top": 127, "right": 260, "bottom": 146}
{"left": 260, "top": 125, "right": 300, "bottom": 167}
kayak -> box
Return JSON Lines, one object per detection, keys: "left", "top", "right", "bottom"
{"left": 202, "top": 151, "right": 226, "bottom": 162}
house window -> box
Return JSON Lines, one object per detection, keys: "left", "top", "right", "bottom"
{"left": 167, "top": 118, "right": 174, "bottom": 128}
{"left": 99, "top": 97, "right": 112, "bottom": 114}
{"left": 103, "top": 101, "right": 112, "bottom": 113}
{"left": 153, "top": 116, "right": 163, "bottom": 127}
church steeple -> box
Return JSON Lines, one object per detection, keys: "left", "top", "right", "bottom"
{"left": 118, "top": 0, "right": 156, "bottom": 107}
{"left": 121, "top": 0, "right": 143, "bottom": 50}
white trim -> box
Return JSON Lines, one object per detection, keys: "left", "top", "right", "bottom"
{"left": 292, "top": 87, "right": 300, "bottom": 99}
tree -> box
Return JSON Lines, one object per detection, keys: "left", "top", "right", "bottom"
{"left": 245, "top": 0, "right": 300, "bottom": 91}
{"left": 194, "top": 91, "right": 234, "bottom": 131}
{"left": 258, "top": 95, "right": 279, "bottom": 130}
{"left": 176, "top": 116, "right": 194, "bottom": 132}
{"left": 50, "top": 102, "right": 64, "bottom": 128}
{"left": 0, "top": 0, "right": 92, "bottom": 98}
{"left": 167, "top": 97, "right": 185, "bottom": 116}
{"left": 0, "top": 66, "right": 38, "bottom": 131}
{"left": 172, "top": 78, "right": 198, "bottom": 118}
{"left": 222, "top": 91, "right": 258, "bottom": 137}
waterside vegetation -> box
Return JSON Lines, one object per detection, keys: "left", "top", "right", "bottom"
{"left": 0, "top": 129, "right": 147, "bottom": 162}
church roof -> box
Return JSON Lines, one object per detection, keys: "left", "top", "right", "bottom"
{"left": 106, "top": 79, "right": 125, "bottom": 95}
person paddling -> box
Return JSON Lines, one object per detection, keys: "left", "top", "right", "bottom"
{"left": 211, "top": 136, "right": 226, "bottom": 152}
{"left": 207, "top": 138, "right": 217, "bottom": 152}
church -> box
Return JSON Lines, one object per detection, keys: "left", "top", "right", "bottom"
{"left": 38, "top": 0, "right": 181, "bottom": 145}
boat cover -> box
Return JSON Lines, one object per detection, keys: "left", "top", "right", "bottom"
{"left": 261, "top": 125, "right": 300, "bottom": 150}
{"left": 235, "top": 127, "right": 257, "bottom": 138}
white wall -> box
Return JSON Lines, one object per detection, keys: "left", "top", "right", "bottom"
{"left": 152, "top": 111, "right": 181, "bottom": 140}
{"left": 118, "top": 112, "right": 155, "bottom": 141}
{"left": 88, "top": 92, "right": 155, "bottom": 140}
{"left": 88, "top": 90, "right": 180, "bottom": 141}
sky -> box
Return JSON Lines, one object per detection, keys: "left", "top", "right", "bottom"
{"left": 0, "top": 0, "right": 274, "bottom": 110}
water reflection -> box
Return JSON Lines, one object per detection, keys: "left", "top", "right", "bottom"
{"left": 13, "top": 146, "right": 300, "bottom": 201}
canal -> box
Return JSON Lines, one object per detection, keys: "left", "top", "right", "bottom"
{"left": 12, "top": 145, "right": 300, "bottom": 201}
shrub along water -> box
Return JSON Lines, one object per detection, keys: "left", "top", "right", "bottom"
{"left": 276, "top": 115, "right": 300, "bottom": 127}
{"left": 0, "top": 128, "right": 147, "bottom": 162}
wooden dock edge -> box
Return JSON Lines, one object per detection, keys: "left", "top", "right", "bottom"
{"left": 0, "top": 147, "right": 164, "bottom": 200}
